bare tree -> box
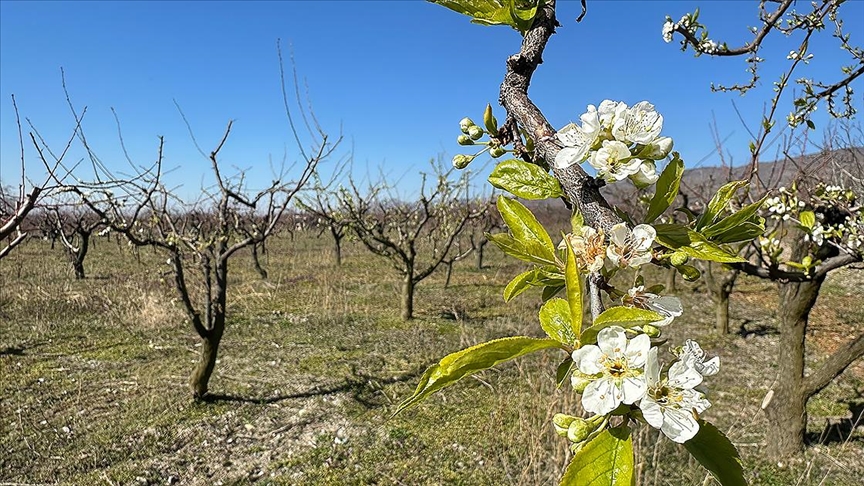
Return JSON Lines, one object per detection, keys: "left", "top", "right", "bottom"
{"left": 337, "top": 162, "right": 483, "bottom": 320}
{"left": 41, "top": 197, "right": 104, "bottom": 280}
{"left": 297, "top": 162, "right": 353, "bottom": 266}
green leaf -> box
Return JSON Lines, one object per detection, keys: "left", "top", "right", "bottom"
{"left": 556, "top": 357, "right": 573, "bottom": 388}
{"left": 696, "top": 180, "right": 748, "bottom": 230}
{"left": 561, "top": 426, "right": 634, "bottom": 486}
{"left": 712, "top": 220, "right": 765, "bottom": 244}
{"left": 394, "top": 336, "right": 562, "bottom": 415}
{"left": 496, "top": 196, "right": 556, "bottom": 263}
{"left": 653, "top": 224, "right": 746, "bottom": 263}
{"left": 489, "top": 159, "right": 563, "bottom": 200}
{"left": 799, "top": 210, "right": 816, "bottom": 230}
{"left": 570, "top": 209, "right": 585, "bottom": 231}
{"left": 486, "top": 232, "right": 557, "bottom": 266}
{"left": 701, "top": 195, "right": 769, "bottom": 239}
{"left": 684, "top": 420, "right": 746, "bottom": 486}
{"left": 675, "top": 264, "right": 701, "bottom": 281}
{"left": 503, "top": 268, "right": 540, "bottom": 302}
{"left": 645, "top": 153, "right": 684, "bottom": 223}
{"left": 580, "top": 307, "right": 664, "bottom": 344}
{"left": 430, "top": 0, "right": 539, "bottom": 33}
{"left": 542, "top": 284, "right": 564, "bottom": 301}
{"left": 539, "top": 298, "right": 577, "bottom": 345}
{"left": 563, "top": 240, "right": 583, "bottom": 336}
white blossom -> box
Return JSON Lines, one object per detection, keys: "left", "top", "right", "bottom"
{"left": 662, "top": 20, "right": 676, "bottom": 43}
{"left": 612, "top": 101, "right": 664, "bottom": 145}
{"left": 589, "top": 140, "right": 642, "bottom": 181}
{"left": 624, "top": 286, "right": 683, "bottom": 326}
{"left": 560, "top": 226, "right": 607, "bottom": 273}
{"left": 554, "top": 122, "right": 598, "bottom": 169}
{"left": 639, "top": 348, "right": 711, "bottom": 443}
{"left": 629, "top": 161, "right": 659, "bottom": 189}
{"left": 678, "top": 340, "right": 720, "bottom": 377}
{"left": 572, "top": 326, "right": 650, "bottom": 416}
{"left": 638, "top": 136, "right": 674, "bottom": 160}
{"left": 607, "top": 223, "right": 655, "bottom": 268}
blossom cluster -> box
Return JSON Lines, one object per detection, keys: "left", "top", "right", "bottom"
{"left": 560, "top": 222, "right": 656, "bottom": 272}
{"left": 765, "top": 184, "right": 863, "bottom": 251}
{"left": 570, "top": 328, "right": 718, "bottom": 443}
{"left": 554, "top": 100, "right": 673, "bottom": 187}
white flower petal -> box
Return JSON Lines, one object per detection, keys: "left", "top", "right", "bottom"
{"left": 621, "top": 376, "right": 647, "bottom": 404}
{"left": 573, "top": 345, "right": 604, "bottom": 375}
{"left": 554, "top": 146, "right": 588, "bottom": 169}
{"left": 644, "top": 347, "right": 661, "bottom": 387}
{"left": 668, "top": 359, "right": 703, "bottom": 389}
{"left": 597, "top": 326, "right": 627, "bottom": 357}
{"left": 631, "top": 224, "right": 656, "bottom": 251}
{"left": 609, "top": 223, "right": 630, "bottom": 247}
{"left": 661, "top": 407, "right": 700, "bottom": 443}
{"left": 582, "top": 379, "right": 620, "bottom": 416}
{"left": 639, "top": 396, "right": 664, "bottom": 428}
{"left": 699, "top": 356, "right": 721, "bottom": 377}
{"left": 625, "top": 334, "right": 651, "bottom": 368}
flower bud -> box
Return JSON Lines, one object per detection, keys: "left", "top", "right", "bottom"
{"left": 669, "top": 251, "right": 689, "bottom": 266}
{"left": 571, "top": 372, "right": 592, "bottom": 393}
{"left": 468, "top": 125, "right": 484, "bottom": 141}
{"left": 483, "top": 103, "right": 499, "bottom": 136}
{"left": 490, "top": 146, "right": 506, "bottom": 158}
{"left": 457, "top": 134, "right": 474, "bottom": 146}
{"left": 641, "top": 324, "right": 661, "bottom": 337}
{"left": 459, "top": 117, "right": 476, "bottom": 134}
{"left": 452, "top": 154, "right": 474, "bottom": 169}
{"left": 567, "top": 418, "right": 594, "bottom": 443}
{"left": 552, "top": 413, "right": 577, "bottom": 437}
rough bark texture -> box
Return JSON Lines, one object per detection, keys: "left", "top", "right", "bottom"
{"left": 764, "top": 275, "right": 823, "bottom": 459}
{"left": 251, "top": 242, "right": 268, "bottom": 279}
{"left": 190, "top": 330, "right": 223, "bottom": 399}
{"left": 331, "top": 228, "right": 343, "bottom": 266}
{"left": 474, "top": 241, "right": 485, "bottom": 270}
{"left": 704, "top": 262, "right": 738, "bottom": 334}
{"left": 401, "top": 273, "right": 415, "bottom": 321}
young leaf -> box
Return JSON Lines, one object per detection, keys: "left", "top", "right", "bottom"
{"left": 556, "top": 357, "right": 573, "bottom": 388}
{"left": 542, "top": 284, "right": 564, "bottom": 301}
{"left": 487, "top": 232, "right": 556, "bottom": 266}
{"left": 696, "top": 180, "right": 747, "bottom": 230}
{"left": 489, "top": 159, "right": 564, "bottom": 200}
{"left": 712, "top": 219, "right": 765, "bottom": 244}
{"left": 799, "top": 210, "right": 816, "bottom": 230}
{"left": 684, "top": 420, "right": 746, "bottom": 486}
{"left": 560, "top": 426, "right": 634, "bottom": 486}
{"left": 430, "top": 0, "right": 538, "bottom": 33}
{"left": 496, "top": 196, "right": 557, "bottom": 263}
{"left": 701, "top": 195, "right": 769, "bottom": 239}
{"left": 394, "top": 336, "right": 563, "bottom": 415}
{"left": 653, "top": 223, "right": 746, "bottom": 263}
{"left": 563, "top": 239, "right": 583, "bottom": 336}
{"left": 645, "top": 153, "right": 684, "bottom": 224}
{"left": 504, "top": 268, "right": 541, "bottom": 302}
{"left": 539, "top": 298, "right": 577, "bottom": 345}
{"left": 580, "top": 307, "right": 664, "bottom": 344}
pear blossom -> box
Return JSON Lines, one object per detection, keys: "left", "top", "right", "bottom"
{"left": 589, "top": 140, "right": 643, "bottom": 181}
{"left": 560, "top": 226, "right": 607, "bottom": 273}
{"left": 662, "top": 20, "right": 676, "bottom": 43}
{"left": 678, "top": 340, "right": 720, "bottom": 377}
{"left": 629, "top": 161, "right": 659, "bottom": 189}
{"left": 623, "top": 286, "right": 683, "bottom": 326}
{"left": 606, "top": 223, "right": 656, "bottom": 268}
{"left": 638, "top": 136, "right": 674, "bottom": 160}
{"left": 571, "top": 326, "right": 650, "bottom": 415}
{"left": 554, "top": 122, "right": 599, "bottom": 169}
{"left": 639, "top": 348, "right": 712, "bottom": 443}
{"left": 597, "top": 100, "right": 627, "bottom": 132}
{"left": 612, "top": 101, "right": 664, "bottom": 145}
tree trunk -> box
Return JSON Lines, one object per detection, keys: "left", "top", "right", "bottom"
{"left": 764, "top": 275, "right": 824, "bottom": 460}
{"left": 190, "top": 330, "right": 223, "bottom": 398}
{"left": 664, "top": 267, "right": 676, "bottom": 292}
{"left": 332, "top": 230, "right": 343, "bottom": 266}
{"left": 401, "top": 273, "right": 415, "bottom": 321}
{"left": 251, "top": 242, "right": 268, "bottom": 279}
{"left": 444, "top": 261, "right": 454, "bottom": 288}
{"left": 713, "top": 289, "right": 730, "bottom": 334}
{"left": 475, "top": 241, "right": 485, "bottom": 269}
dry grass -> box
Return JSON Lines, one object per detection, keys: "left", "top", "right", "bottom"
{"left": 1, "top": 232, "right": 862, "bottom": 485}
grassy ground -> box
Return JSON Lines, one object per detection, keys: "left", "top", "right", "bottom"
{"left": 1, "top": 232, "right": 862, "bottom": 485}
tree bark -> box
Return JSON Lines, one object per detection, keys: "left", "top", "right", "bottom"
{"left": 444, "top": 261, "right": 454, "bottom": 288}
{"left": 764, "top": 275, "right": 824, "bottom": 459}
{"left": 475, "top": 240, "right": 486, "bottom": 269}
{"left": 251, "top": 242, "right": 268, "bottom": 279}
{"left": 704, "top": 262, "right": 738, "bottom": 335}
{"left": 190, "top": 329, "right": 223, "bottom": 398}
{"left": 401, "top": 273, "right": 415, "bottom": 321}
{"left": 332, "top": 229, "right": 343, "bottom": 266}
{"left": 714, "top": 290, "right": 730, "bottom": 334}
{"left": 664, "top": 267, "right": 677, "bottom": 292}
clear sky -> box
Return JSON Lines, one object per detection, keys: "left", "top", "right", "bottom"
{"left": 1, "top": 0, "right": 862, "bottom": 198}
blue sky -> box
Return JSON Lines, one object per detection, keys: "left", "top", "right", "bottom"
{"left": 1, "top": 0, "right": 862, "bottom": 198}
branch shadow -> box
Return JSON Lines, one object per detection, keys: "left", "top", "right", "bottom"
{"left": 200, "top": 368, "right": 423, "bottom": 408}
{"left": 807, "top": 399, "right": 864, "bottom": 445}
